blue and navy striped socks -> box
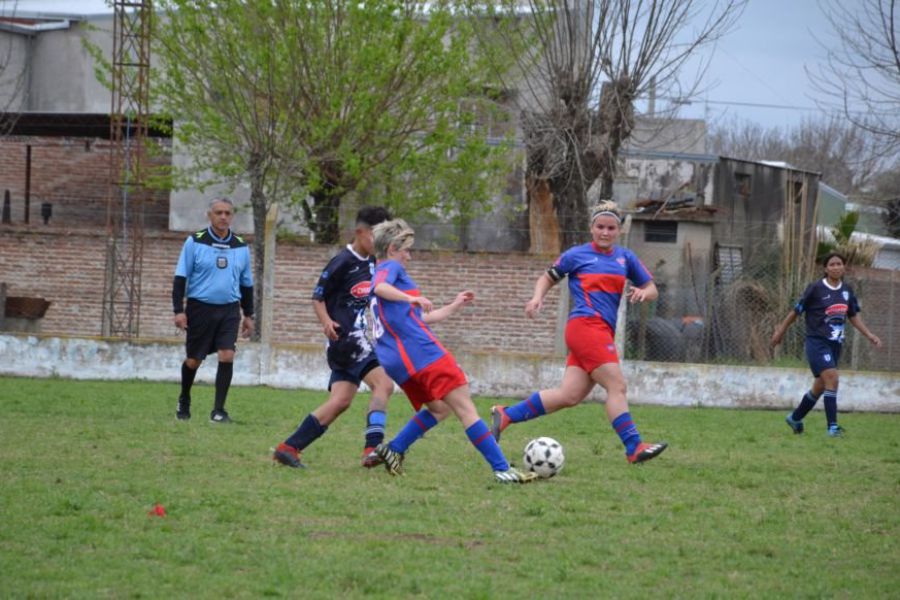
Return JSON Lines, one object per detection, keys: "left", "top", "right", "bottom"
{"left": 612, "top": 412, "right": 641, "bottom": 456}
{"left": 466, "top": 420, "right": 509, "bottom": 472}
{"left": 791, "top": 389, "right": 822, "bottom": 422}
{"left": 365, "top": 409, "right": 387, "bottom": 448}
{"left": 389, "top": 409, "right": 438, "bottom": 454}
{"left": 505, "top": 392, "right": 546, "bottom": 423}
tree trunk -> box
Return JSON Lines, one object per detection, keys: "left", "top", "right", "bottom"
{"left": 310, "top": 185, "right": 341, "bottom": 245}
{"left": 249, "top": 174, "right": 267, "bottom": 343}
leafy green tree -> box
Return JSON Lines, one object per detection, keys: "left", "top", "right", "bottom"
{"left": 153, "top": 0, "right": 516, "bottom": 244}
{"left": 150, "top": 0, "right": 517, "bottom": 335}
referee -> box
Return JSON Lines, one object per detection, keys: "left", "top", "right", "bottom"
{"left": 172, "top": 198, "right": 254, "bottom": 423}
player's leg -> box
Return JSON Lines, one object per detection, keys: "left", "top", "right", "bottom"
{"left": 592, "top": 362, "right": 666, "bottom": 464}
{"left": 176, "top": 300, "right": 212, "bottom": 420}
{"left": 786, "top": 376, "right": 823, "bottom": 434}
{"left": 442, "top": 385, "right": 535, "bottom": 483}
{"left": 209, "top": 306, "right": 240, "bottom": 423}
{"left": 490, "top": 367, "right": 593, "bottom": 440}
{"left": 360, "top": 365, "right": 394, "bottom": 466}
{"left": 375, "top": 375, "right": 450, "bottom": 474}
{"left": 273, "top": 376, "right": 357, "bottom": 468}
{"left": 821, "top": 368, "right": 842, "bottom": 436}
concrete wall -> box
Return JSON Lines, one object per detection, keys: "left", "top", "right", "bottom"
{"left": 1, "top": 334, "right": 896, "bottom": 412}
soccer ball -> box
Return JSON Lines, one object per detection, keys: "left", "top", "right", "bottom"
{"left": 523, "top": 437, "right": 565, "bottom": 478}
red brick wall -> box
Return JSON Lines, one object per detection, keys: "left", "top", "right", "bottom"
{"left": 0, "top": 136, "right": 170, "bottom": 229}
{"left": 0, "top": 225, "right": 562, "bottom": 355}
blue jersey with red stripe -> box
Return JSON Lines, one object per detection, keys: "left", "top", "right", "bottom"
{"left": 553, "top": 242, "right": 653, "bottom": 329}
{"left": 371, "top": 260, "right": 448, "bottom": 385}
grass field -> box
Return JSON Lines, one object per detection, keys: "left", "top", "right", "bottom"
{"left": 1, "top": 376, "right": 897, "bottom": 598}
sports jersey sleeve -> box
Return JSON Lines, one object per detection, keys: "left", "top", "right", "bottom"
{"left": 624, "top": 249, "right": 653, "bottom": 287}
{"left": 239, "top": 247, "right": 253, "bottom": 287}
{"left": 312, "top": 255, "right": 344, "bottom": 301}
{"left": 174, "top": 237, "right": 194, "bottom": 279}
{"left": 551, "top": 247, "right": 577, "bottom": 278}
{"left": 794, "top": 284, "right": 815, "bottom": 314}
{"left": 846, "top": 286, "right": 860, "bottom": 317}
{"left": 373, "top": 261, "right": 400, "bottom": 288}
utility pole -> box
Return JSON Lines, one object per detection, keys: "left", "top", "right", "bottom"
{"left": 101, "top": 0, "right": 152, "bottom": 338}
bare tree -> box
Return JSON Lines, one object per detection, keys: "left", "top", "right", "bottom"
{"left": 710, "top": 115, "right": 883, "bottom": 194}
{"left": 811, "top": 0, "right": 900, "bottom": 154}
{"left": 487, "top": 0, "right": 746, "bottom": 247}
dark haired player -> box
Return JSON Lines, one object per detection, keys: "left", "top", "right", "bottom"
{"left": 272, "top": 206, "right": 395, "bottom": 468}
{"left": 772, "top": 251, "right": 881, "bottom": 437}
{"left": 172, "top": 198, "right": 254, "bottom": 423}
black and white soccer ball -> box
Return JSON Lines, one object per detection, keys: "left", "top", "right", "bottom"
{"left": 523, "top": 437, "right": 565, "bottom": 478}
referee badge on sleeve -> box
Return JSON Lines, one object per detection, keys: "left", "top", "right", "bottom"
{"left": 217, "top": 256, "right": 228, "bottom": 269}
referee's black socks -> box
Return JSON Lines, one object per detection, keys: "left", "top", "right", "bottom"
{"left": 180, "top": 362, "right": 198, "bottom": 402}
{"left": 214, "top": 361, "right": 234, "bottom": 412}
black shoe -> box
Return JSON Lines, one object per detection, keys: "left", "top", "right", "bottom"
{"left": 209, "top": 409, "right": 232, "bottom": 424}
{"left": 176, "top": 396, "right": 191, "bottom": 421}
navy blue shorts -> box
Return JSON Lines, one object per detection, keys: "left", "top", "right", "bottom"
{"left": 805, "top": 337, "right": 842, "bottom": 377}
{"left": 328, "top": 356, "right": 380, "bottom": 390}
{"left": 185, "top": 299, "right": 240, "bottom": 359}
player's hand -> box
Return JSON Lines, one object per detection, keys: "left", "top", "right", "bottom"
{"left": 869, "top": 334, "right": 882, "bottom": 348}
{"left": 241, "top": 316, "right": 255, "bottom": 338}
{"left": 627, "top": 286, "right": 650, "bottom": 303}
{"left": 454, "top": 290, "right": 475, "bottom": 306}
{"left": 173, "top": 313, "right": 188, "bottom": 331}
{"left": 770, "top": 331, "right": 783, "bottom": 348}
{"left": 411, "top": 296, "right": 433, "bottom": 313}
{"left": 322, "top": 320, "right": 340, "bottom": 341}
{"left": 525, "top": 298, "right": 543, "bottom": 318}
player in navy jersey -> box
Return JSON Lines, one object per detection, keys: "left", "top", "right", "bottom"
{"left": 369, "top": 219, "right": 536, "bottom": 484}
{"left": 272, "top": 206, "right": 396, "bottom": 469}
{"left": 771, "top": 252, "right": 881, "bottom": 437}
{"left": 172, "top": 198, "right": 254, "bottom": 424}
{"left": 490, "top": 200, "right": 668, "bottom": 464}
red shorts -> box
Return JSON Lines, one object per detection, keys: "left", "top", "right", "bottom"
{"left": 565, "top": 316, "right": 619, "bottom": 372}
{"left": 399, "top": 353, "right": 468, "bottom": 410}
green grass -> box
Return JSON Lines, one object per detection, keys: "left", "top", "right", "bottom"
{"left": 1, "top": 377, "right": 897, "bottom": 598}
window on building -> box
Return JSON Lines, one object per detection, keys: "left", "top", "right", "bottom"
{"left": 644, "top": 220, "right": 678, "bottom": 243}
{"left": 734, "top": 172, "right": 751, "bottom": 196}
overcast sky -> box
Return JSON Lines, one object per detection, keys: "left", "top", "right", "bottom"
{"left": 3, "top": 0, "right": 857, "bottom": 134}
{"left": 671, "top": 0, "right": 845, "bottom": 132}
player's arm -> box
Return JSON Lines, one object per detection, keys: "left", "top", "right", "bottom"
{"left": 627, "top": 280, "right": 658, "bottom": 303}
{"left": 313, "top": 299, "right": 340, "bottom": 341}
{"left": 525, "top": 272, "right": 557, "bottom": 318}
{"left": 848, "top": 314, "right": 882, "bottom": 348}
{"left": 172, "top": 238, "right": 193, "bottom": 330}
{"left": 422, "top": 291, "right": 474, "bottom": 324}
{"left": 770, "top": 311, "right": 797, "bottom": 347}
{"left": 373, "top": 282, "right": 433, "bottom": 312}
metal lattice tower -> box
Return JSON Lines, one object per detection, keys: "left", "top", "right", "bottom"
{"left": 102, "top": 0, "right": 152, "bottom": 338}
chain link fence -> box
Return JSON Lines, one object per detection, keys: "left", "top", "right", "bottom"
{"left": 621, "top": 242, "right": 899, "bottom": 373}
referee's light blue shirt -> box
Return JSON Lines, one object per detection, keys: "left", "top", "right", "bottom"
{"left": 175, "top": 227, "right": 253, "bottom": 305}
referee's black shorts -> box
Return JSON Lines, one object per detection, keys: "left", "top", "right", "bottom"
{"left": 185, "top": 299, "right": 241, "bottom": 359}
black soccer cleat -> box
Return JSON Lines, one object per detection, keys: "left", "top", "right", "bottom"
{"left": 176, "top": 396, "right": 191, "bottom": 421}
{"left": 209, "top": 409, "right": 232, "bottom": 424}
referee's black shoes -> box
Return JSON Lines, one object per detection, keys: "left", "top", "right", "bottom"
{"left": 176, "top": 396, "right": 191, "bottom": 421}
{"left": 209, "top": 409, "right": 232, "bottom": 424}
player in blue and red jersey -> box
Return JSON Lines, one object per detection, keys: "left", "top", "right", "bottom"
{"left": 490, "top": 200, "right": 668, "bottom": 464}
{"left": 272, "top": 206, "right": 396, "bottom": 469}
{"left": 771, "top": 251, "right": 881, "bottom": 437}
{"left": 369, "top": 219, "right": 535, "bottom": 484}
